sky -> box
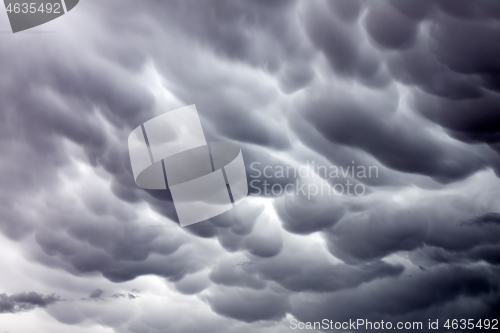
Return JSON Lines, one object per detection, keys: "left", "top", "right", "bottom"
{"left": 0, "top": 0, "right": 499, "bottom": 332}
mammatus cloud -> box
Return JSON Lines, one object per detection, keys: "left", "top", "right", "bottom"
{"left": 0, "top": 0, "right": 499, "bottom": 332}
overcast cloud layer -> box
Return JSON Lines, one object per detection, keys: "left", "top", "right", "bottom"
{"left": 0, "top": 1, "right": 499, "bottom": 332}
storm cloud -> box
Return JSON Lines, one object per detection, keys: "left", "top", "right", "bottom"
{"left": 0, "top": 0, "right": 499, "bottom": 332}
{"left": 0, "top": 292, "right": 59, "bottom": 314}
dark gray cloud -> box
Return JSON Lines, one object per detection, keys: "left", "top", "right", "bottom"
{"left": 206, "top": 286, "right": 290, "bottom": 322}
{"left": 290, "top": 264, "right": 499, "bottom": 327}
{"left": 0, "top": 292, "right": 59, "bottom": 314}
{"left": 295, "top": 83, "right": 499, "bottom": 183}
{"left": 464, "top": 212, "right": 500, "bottom": 226}
{"left": 83, "top": 289, "right": 138, "bottom": 301}
{"left": 0, "top": 0, "right": 499, "bottom": 332}
{"left": 273, "top": 188, "right": 346, "bottom": 234}
{"left": 326, "top": 195, "right": 500, "bottom": 264}
{"left": 364, "top": 0, "right": 421, "bottom": 50}
{"left": 88, "top": 289, "right": 104, "bottom": 299}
